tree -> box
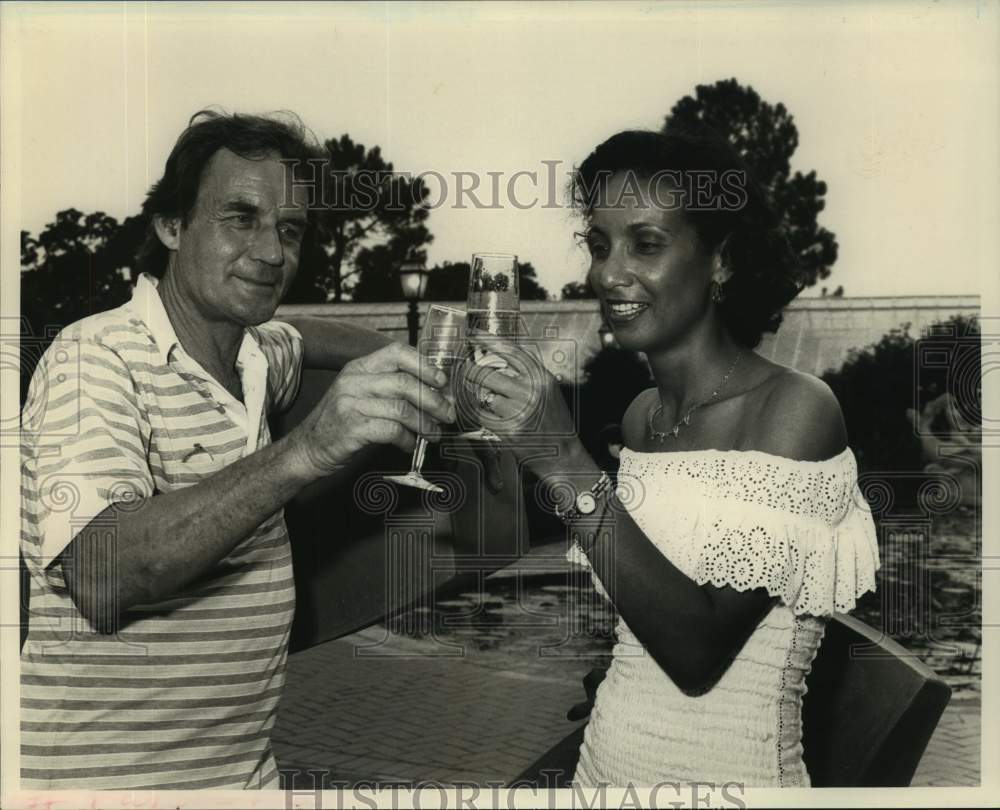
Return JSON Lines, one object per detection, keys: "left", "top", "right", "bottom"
{"left": 825, "top": 315, "right": 981, "bottom": 653}
{"left": 664, "top": 78, "right": 838, "bottom": 289}
{"left": 425, "top": 261, "right": 472, "bottom": 301}
{"left": 21, "top": 209, "right": 136, "bottom": 323}
{"left": 351, "top": 256, "right": 549, "bottom": 303}
{"left": 561, "top": 280, "right": 596, "bottom": 300}
{"left": 346, "top": 229, "right": 430, "bottom": 303}
{"left": 21, "top": 230, "right": 39, "bottom": 268}
{"left": 821, "top": 314, "right": 980, "bottom": 479}
{"left": 104, "top": 214, "right": 149, "bottom": 276}
{"left": 293, "top": 134, "right": 434, "bottom": 303}
{"left": 283, "top": 233, "right": 333, "bottom": 304}
{"left": 517, "top": 262, "right": 549, "bottom": 301}
{"left": 20, "top": 209, "right": 140, "bottom": 400}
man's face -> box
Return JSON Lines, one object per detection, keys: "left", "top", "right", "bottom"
{"left": 168, "top": 149, "right": 309, "bottom": 327}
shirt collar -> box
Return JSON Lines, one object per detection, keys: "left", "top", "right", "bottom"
{"left": 126, "top": 273, "right": 181, "bottom": 364}
{"left": 126, "top": 273, "right": 264, "bottom": 371}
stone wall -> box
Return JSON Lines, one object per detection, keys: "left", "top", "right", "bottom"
{"left": 277, "top": 296, "right": 981, "bottom": 382}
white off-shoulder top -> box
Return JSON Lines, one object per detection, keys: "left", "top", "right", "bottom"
{"left": 567, "top": 447, "right": 881, "bottom": 788}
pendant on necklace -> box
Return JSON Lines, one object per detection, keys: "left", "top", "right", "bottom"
{"left": 648, "top": 349, "right": 744, "bottom": 444}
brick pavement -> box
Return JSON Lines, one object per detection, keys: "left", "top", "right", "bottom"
{"left": 273, "top": 545, "right": 981, "bottom": 789}
{"left": 273, "top": 627, "right": 593, "bottom": 788}
{"left": 911, "top": 699, "right": 981, "bottom": 787}
{"left": 273, "top": 629, "right": 980, "bottom": 789}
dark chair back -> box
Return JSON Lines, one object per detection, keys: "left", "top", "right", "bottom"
{"left": 801, "top": 613, "right": 951, "bottom": 786}
{"left": 516, "top": 614, "right": 951, "bottom": 788}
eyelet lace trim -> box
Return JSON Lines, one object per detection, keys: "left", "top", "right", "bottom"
{"left": 567, "top": 447, "right": 880, "bottom": 616}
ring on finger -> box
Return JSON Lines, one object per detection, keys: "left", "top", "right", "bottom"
{"left": 478, "top": 388, "right": 497, "bottom": 413}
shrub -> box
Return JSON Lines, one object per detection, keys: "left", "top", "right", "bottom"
{"left": 821, "top": 314, "right": 980, "bottom": 480}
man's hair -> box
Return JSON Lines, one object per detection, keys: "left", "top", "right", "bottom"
{"left": 572, "top": 127, "right": 803, "bottom": 349}
{"left": 136, "top": 109, "right": 323, "bottom": 277}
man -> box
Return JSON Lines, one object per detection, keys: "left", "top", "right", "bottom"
{"left": 20, "top": 110, "right": 455, "bottom": 790}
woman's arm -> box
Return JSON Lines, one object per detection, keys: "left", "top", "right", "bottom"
{"left": 279, "top": 315, "right": 394, "bottom": 370}
{"left": 585, "top": 372, "right": 847, "bottom": 692}
{"left": 478, "top": 348, "right": 847, "bottom": 694}
{"left": 550, "top": 441, "right": 778, "bottom": 694}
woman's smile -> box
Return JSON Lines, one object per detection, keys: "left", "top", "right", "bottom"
{"left": 586, "top": 172, "right": 717, "bottom": 353}
{"left": 605, "top": 300, "right": 650, "bottom": 323}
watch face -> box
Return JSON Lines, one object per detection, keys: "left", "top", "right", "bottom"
{"left": 577, "top": 492, "right": 597, "bottom": 514}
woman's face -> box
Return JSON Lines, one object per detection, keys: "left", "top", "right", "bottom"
{"left": 585, "top": 172, "right": 718, "bottom": 354}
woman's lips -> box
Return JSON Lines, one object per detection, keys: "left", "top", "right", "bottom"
{"left": 606, "top": 302, "right": 649, "bottom": 322}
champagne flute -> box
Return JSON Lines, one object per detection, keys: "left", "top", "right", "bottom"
{"left": 458, "top": 253, "right": 525, "bottom": 441}
{"left": 383, "top": 305, "right": 466, "bottom": 493}
{"left": 466, "top": 252, "right": 521, "bottom": 335}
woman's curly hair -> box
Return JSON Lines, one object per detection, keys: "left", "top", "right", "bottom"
{"left": 572, "top": 127, "right": 804, "bottom": 349}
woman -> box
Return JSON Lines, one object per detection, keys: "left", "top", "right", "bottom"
{"left": 466, "top": 128, "right": 880, "bottom": 787}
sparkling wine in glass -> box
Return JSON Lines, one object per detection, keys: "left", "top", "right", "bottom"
{"left": 383, "top": 305, "right": 465, "bottom": 493}
{"left": 466, "top": 252, "right": 526, "bottom": 335}
{"left": 458, "top": 253, "right": 525, "bottom": 441}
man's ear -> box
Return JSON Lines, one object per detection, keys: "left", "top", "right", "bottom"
{"left": 153, "top": 215, "right": 182, "bottom": 251}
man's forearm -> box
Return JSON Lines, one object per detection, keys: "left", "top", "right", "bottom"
{"left": 62, "top": 434, "right": 317, "bottom": 631}
{"left": 280, "top": 315, "right": 393, "bottom": 370}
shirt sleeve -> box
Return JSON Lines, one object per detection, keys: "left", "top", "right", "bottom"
{"left": 21, "top": 335, "right": 154, "bottom": 568}
{"left": 250, "top": 320, "right": 304, "bottom": 415}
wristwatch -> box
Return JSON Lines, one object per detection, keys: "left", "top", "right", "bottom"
{"left": 554, "top": 472, "right": 613, "bottom": 524}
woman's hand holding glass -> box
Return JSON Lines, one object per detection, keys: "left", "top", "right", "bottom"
{"left": 458, "top": 331, "right": 584, "bottom": 479}
{"left": 458, "top": 252, "right": 524, "bottom": 442}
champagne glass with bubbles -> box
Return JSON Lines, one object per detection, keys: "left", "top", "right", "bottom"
{"left": 457, "top": 253, "right": 525, "bottom": 441}
{"left": 466, "top": 252, "right": 521, "bottom": 335}
{"left": 384, "top": 305, "right": 465, "bottom": 493}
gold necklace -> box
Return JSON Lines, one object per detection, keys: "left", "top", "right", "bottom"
{"left": 648, "top": 350, "right": 744, "bottom": 442}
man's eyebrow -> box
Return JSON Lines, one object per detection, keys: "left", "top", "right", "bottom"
{"left": 220, "top": 199, "right": 260, "bottom": 215}
{"left": 220, "top": 198, "right": 308, "bottom": 225}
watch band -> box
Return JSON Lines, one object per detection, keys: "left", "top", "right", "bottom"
{"left": 554, "top": 472, "right": 613, "bottom": 524}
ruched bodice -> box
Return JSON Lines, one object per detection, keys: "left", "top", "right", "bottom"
{"left": 568, "top": 447, "right": 880, "bottom": 787}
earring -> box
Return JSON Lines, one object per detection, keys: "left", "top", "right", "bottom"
{"left": 710, "top": 279, "right": 726, "bottom": 304}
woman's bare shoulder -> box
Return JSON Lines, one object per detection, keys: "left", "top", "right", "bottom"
{"left": 744, "top": 365, "right": 848, "bottom": 462}
{"left": 621, "top": 387, "right": 658, "bottom": 449}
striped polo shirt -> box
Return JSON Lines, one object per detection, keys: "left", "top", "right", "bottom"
{"left": 20, "top": 273, "right": 302, "bottom": 790}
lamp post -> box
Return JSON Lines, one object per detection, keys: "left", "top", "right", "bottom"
{"left": 399, "top": 259, "right": 430, "bottom": 346}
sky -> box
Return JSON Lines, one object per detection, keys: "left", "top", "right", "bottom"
{"left": 4, "top": 0, "right": 999, "bottom": 299}
{"left": 2, "top": 5, "right": 1000, "bottom": 798}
